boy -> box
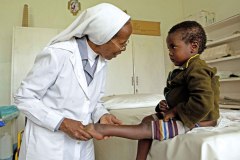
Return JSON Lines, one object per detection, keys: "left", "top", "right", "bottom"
{"left": 85, "top": 21, "right": 220, "bottom": 160}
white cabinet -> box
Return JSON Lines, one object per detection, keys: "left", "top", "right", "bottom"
{"left": 105, "top": 35, "right": 166, "bottom": 95}
{"left": 202, "top": 14, "right": 240, "bottom": 108}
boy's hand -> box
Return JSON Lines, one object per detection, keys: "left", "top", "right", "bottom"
{"left": 155, "top": 100, "right": 169, "bottom": 114}
{"left": 159, "top": 100, "right": 169, "bottom": 112}
{"left": 163, "top": 107, "right": 177, "bottom": 121}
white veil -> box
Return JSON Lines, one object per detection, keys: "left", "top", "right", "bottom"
{"left": 48, "top": 3, "right": 130, "bottom": 46}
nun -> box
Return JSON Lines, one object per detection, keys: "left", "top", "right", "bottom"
{"left": 14, "top": 3, "right": 132, "bottom": 160}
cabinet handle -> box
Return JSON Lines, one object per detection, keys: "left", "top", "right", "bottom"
{"left": 132, "top": 76, "right": 134, "bottom": 86}
{"left": 136, "top": 76, "right": 139, "bottom": 86}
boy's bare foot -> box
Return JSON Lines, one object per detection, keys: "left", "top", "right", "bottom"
{"left": 85, "top": 123, "right": 105, "bottom": 140}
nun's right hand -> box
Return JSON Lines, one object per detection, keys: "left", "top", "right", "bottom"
{"left": 59, "top": 118, "right": 92, "bottom": 141}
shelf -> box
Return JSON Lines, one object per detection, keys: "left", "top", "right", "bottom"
{"left": 219, "top": 77, "right": 240, "bottom": 82}
{"left": 206, "top": 33, "right": 240, "bottom": 48}
{"left": 204, "top": 14, "right": 240, "bottom": 32}
{"left": 219, "top": 104, "right": 240, "bottom": 110}
{"left": 206, "top": 14, "right": 240, "bottom": 110}
{"left": 206, "top": 54, "right": 240, "bottom": 63}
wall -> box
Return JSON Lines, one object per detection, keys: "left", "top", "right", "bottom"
{"left": 1, "top": 0, "right": 239, "bottom": 105}
{"left": 181, "top": 0, "right": 240, "bottom": 22}
{"left": 0, "top": 0, "right": 183, "bottom": 105}
{"left": 0, "top": 0, "right": 239, "bottom": 146}
{"left": 164, "top": 0, "right": 240, "bottom": 77}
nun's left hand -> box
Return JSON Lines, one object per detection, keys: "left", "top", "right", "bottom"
{"left": 100, "top": 113, "right": 122, "bottom": 125}
{"left": 99, "top": 114, "right": 122, "bottom": 139}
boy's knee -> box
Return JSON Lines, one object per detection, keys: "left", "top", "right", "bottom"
{"left": 141, "top": 115, "right": 154, "bottom": 123}
{"left": 151, "top": 119, "right": 186, "bottom": 141}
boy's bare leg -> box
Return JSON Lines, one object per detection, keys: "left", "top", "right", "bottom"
{"left": 136, "top": 114, "right": 156, "bottom": 160}
{"left": 85, "top": 121, "right": 152, "bottom": 140}
{"left": 136, "top": 139, "right": 152, "bottom": 160}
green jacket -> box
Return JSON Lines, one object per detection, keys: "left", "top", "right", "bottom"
{"left": 164, "top": 54, "right": 220, "bottom": 128}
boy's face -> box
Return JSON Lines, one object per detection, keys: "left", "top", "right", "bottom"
{"left": 166, "top": 31, "right": 195, "bottom": 66}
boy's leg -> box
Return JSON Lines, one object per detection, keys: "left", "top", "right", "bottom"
{"left": 136, "top": 114, "right": 157, "bottom": 160}
{"left": 136, "top": 139, "right": 152, "bottom": 160}
{"left": 85, "top": 121, "right": 153, "bottom": 140}
{"left": 136, "top": 115, "right": 187, "bottom": 160}
{"left": 152, "top": 119, "right": 186, "bottom": 140}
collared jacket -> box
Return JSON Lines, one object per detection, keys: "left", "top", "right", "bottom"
{"left": 164, "top": 55, "right": 220, "bottom": 128}
{"left": 14, "top": 38, "right": 109, "bottom": 160}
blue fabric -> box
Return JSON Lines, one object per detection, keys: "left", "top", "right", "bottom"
{"left": 0, "top": 105, "right": 19, "bottom": 127}
{"left": 76, "top": 37, "right": 99, "bottom": 85}
{"left": 0, "top": 121, "right": 5, "bottom": 127}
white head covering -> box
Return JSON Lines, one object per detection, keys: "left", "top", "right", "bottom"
{"left": 48, "top": 3, "right": 130, "bottom": 46}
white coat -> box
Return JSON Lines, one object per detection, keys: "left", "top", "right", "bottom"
{"left": 14, "top": 38, "right": 109, "bottom": 160}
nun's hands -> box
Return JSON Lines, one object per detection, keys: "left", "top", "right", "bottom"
{"left": 99, "top": 113, "right": 122, "bottom": 139}
{"left": 100, "top": 113, "right": 122, "bottom": 125}
{"left": 59, "top": 118, "right": 92, "bottom": 141}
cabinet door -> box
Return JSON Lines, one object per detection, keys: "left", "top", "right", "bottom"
{"left": 105, "top": 35, "right": 166, "bottom": 95}
{"left": 132, "top": 35, "right": 165, "bottom": 94}
{"left": 105, "top": 40, "right": 134, "bottom": 95}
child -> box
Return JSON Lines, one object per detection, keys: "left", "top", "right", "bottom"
{"left": 85, "top": 21, "right": 220, "bottom": 160}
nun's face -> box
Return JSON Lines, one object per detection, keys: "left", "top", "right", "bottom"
{"left": 96, "top": 21, "right": 132, "bottom": 60}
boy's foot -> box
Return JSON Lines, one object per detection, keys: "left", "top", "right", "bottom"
{"left": 85, "top": 124, "right": 105, "bottom": 140}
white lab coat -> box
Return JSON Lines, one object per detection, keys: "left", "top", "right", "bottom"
{"left": 14, "top": 38, "right": 109, "bottom": 160}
